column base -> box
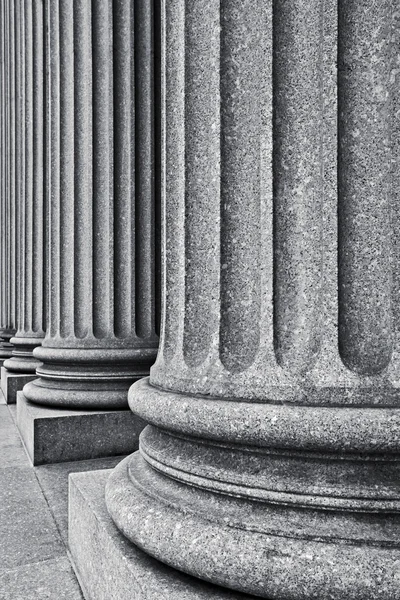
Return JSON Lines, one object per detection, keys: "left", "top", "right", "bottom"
{"left": 69, "top": 469, "right": 253, "bottom": 600}
{"left": 16, "top": 392, "right": 145, "bottom": 466}
{"left": 1, "top": 367, "right": 37, "bottom": 404}
{"left": 106, "top": 450, "right": 400, "bottom": 600}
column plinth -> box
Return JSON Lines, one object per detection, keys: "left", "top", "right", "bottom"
{"left": 105, "top": 1, "right": 400, "bottom": 597}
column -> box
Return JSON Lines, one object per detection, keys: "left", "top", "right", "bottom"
{"left": 23, "top": 0, "right": 159, "bottom": 411}
{"left": 0, "top": 0, "right": 17, "bottom": 363}
{"left": 2, "top": 0, "right": 47, "bottom": 403}
{"left": 4, "top": 0, "right": 46, "bottom": 374}
{"left": 105, "top": 1, "right": 399, "bottom": 598}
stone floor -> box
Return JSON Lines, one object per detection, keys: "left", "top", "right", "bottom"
{"left": 0, "top": 390, "right": 124, "bottom": 599}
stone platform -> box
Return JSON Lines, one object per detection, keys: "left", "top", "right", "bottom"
{"left": 16, "top": 392, "right": 145, "bottom": 466}
{"left": 69, "top": 468, "right": 254, "bottom": 600}
{"left": 1, "top": 367, "right": 36, "bottom": 404}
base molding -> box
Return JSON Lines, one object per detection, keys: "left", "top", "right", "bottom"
{"left": 68, "top": 469, "right": 253, "bottom": 599}
{"left": 105, "top": 452, "right": 400, "bottom": 600}
{"left": 16, "top": 392, "right": 145, "bottom": 465}
{"left": 1, "top": 368, "right": 36, "bottom": 404}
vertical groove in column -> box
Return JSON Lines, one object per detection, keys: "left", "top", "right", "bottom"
{"left": 32, "top": 0, "right": 44, "bottom": 335}
{"left": 59, "top": 0, "right": 74, "bottom": 338}
{"left": 134, "top": 0, "right": 155, "bottom": 340}
{"left": 273, "top": 0, "right": 324, "bottom": 374}
{"left": 338, "top": 0, "right": 392, "bottom": 375}
{"left": 48, "top": 0, "right": 60, "bottom": 339}
{"left": 0, "top": 3, "right": 3, "bottom": 334}
{"left": 391, "top": 0, "right": 400, "bottom": 332}
{"left": 43, "top": 0, "right": 49, "bottom": 333}
{"left": 0, "top": 2, "right": 5, "bottom": 340}
{"left": 74, "top": 0, "right": 92, "bottom": 339}
{"left": 219, "top": 0, "right": 262, "bottom": 373}
{"left": 183, "top": 0, "right": 220, "bottom": 368}
{"left": 5, "top": 0, "right": 9, "bottom": 331}
{"left": 0, "top": 0, "right": 15, "bottom": 354}
{"left": 24, "top": 0, "right": 33, "bottom": 335}
{"left": 113, "top": 0, "right": 134, "bottom": 340}
{"left": 17, "top": 0, "right": 24, "bottom": 339}
{"left": 153, "top": 0, "right": 162, "bottom": 338}
{"left": 163, "top": 0, "right": 185, "bottom": 364}
{"left": 9, "top": 0, "right": 16, "bottom": 333}
{"left": 15, "top": 0, "right": 22, "bottom": 338}
{"left": 92, "top": 0, "right": 112, "bottom": 339}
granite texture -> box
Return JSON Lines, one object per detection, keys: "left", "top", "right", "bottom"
{"left": 0, "top": 466, "right": 65, "bottom": 571}
{"left": 0, "top": 406, "right": 66, "bottom": 575}
{"left": 4, "top": 0, "right": 46, "bottom": 376}
{"left": 0, "top": 404, "right": 29, "bottom": 467}
{"left": 70, "top": 469, "right": 253, "bottom": 600}
{"left": 105, "top": 1, "right": 400, "bottom": 597}
{"left": 0, "top": 0, "right": 16, "bottom": 363}
{"left": 21, "top": 0, "right": 159, "bottom": 410}
{"left": 0, "top": 557, "right": 84, "bottom": 600}
{"left": 17, "top": 391, "right": 145, "bottom": 466}
{"left": 150, "top": 0, "right": 399, "bottom": 405}
{"left": 107, "top": 454, "right": 400, "bottom": 600}
{"left": 35, "top": 455, "right": 124, "bottom": 544}
{"left": 0, "top": 399, "right": 83, "bottom": 599}
{"left": 0, "top": 367, "right": 36, "bottom": 404}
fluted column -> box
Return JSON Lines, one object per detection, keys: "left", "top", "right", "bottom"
{"left": 0, "top": 0, "right": 17, "bottom": 361}
{"left": 106, "top": 1, "right": 400, "bottom": 598}
{"left": 24, "top": 0, "right": 158, "bottom": 409}
{"left": 4, "top": 0, "right": 46, "bottom": 374}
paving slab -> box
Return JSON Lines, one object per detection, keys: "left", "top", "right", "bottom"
{"left": 0, "top": 557, "right": 83, "bottom": 600}
{"left": 0, "top": 406, "right": 27, "bottom": 468}
{"left": 0, "top": 400, "right": 84, "bottom": 599}
{"left": 35, "top": 456, "right": 124, "bottom": 544}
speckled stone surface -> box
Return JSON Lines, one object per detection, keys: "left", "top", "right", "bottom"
{"left": 70, "top": 469, "right": 254, "bottom": 600}
{"left": 149, "top": 0, "right": 399, "bottom": 407}
{"left": 106, "top": 1, "right": 400, "bottom": 597}
{"left": 107, "top": 453, "right": 400, "bottom": 600}
{"left": 36, "top": 455, "right": 124, "bottom": 545}
{"left": 23, "top": 0, "right": 159, "bottom": 410}
{"left": 0, "top": 0, "right": 16, "bottom": 363}
{"left": 0, "top": 368, "right": 36, "bottom": 404}
{"left": 0, "top": 557, "right": 84, "bottom": 600}
{"left": 0, "top": 400, "right": 83, "bottom": 599}
{"left": 17, "top": 391, "right": 145, "bottom": 466}
{"left": 4, "top": 0, "right": 46, "bottom": 376}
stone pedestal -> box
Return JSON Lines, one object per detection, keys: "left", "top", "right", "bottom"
{"left": 101, "top": 2, "right": 400, "bottom": 599}
{"left": 1, "top": 368, "right": 36, "bottom": 404}
{"left": 69, "top": 468, "right": 252, "bottom": 600}
{"left": 16, "top": 392, "right": 144, "bottom": 466}
{"left": 18, "top": 0, "right": 159, "bottom": 459}
{"left": 3, "top": 0, "right": 47, "bottom": 403}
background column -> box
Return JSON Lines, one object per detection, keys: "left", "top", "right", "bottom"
{"left": 104, "top": 1, "right": 400, "bottom": 598}
{"left": 2, "top": 0, "right": 47, "bottom": 403}
{"left": 0, "top": 0, "right": 17, "bottom": 365}
{"left": 18, "top": 0, "right": 160, "bottom": 465}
